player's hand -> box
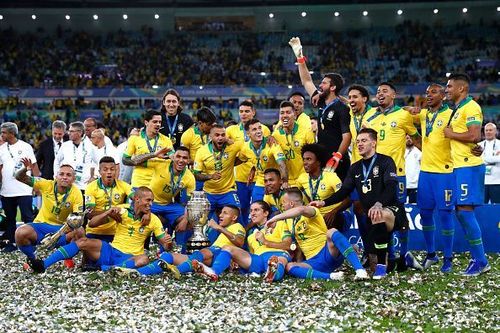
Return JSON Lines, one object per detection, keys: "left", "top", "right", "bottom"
{"left": 368, "top": 203, "right": 384, "bottom": 221}
{"left": 443, "top": 126, "right": 454, "bottom": 138}
{"left": 265, "top": 219, "right": 277, "bottom": 229}
{"left": 163, "top": 233, "right": 173, "bottom": 251}
{"left": 255, "top": 230, "right": 265, "bottom": 243}
{"left": 207, "top": 219, "right": 219, "bottom": 230}
{"left": 175, "top": 217, "right": 189, "bottom": 232}
{"left": 130, "top": 128, "right": 140, "bottom": 136}
{"left": 247, "top": 167, "right": 256, "bottom": 185}
{"left": 211, "top": 172, "right": 222, "bottom": 180}
{"left": 309, "top": 200, "right": 325, "bottom": 208}
{"left": 141, "top": 212, "right": 151, "bottom": 226}
{"left": 405, "top": 106, "right": 421, "bottom": 115}
{"left": 339, "top": 95, "right": 349, "bottom": 105}
{"left": 311, "top": 93, "right": 320, "bottom": 107}
{"left": 266, "top": 136, "right": 277, "bottom": 146}
{"left": 471, "top": 144, "right": 483, "bottom": 157}
{"left": 288, "top": 37, "right": 303, "bottom": 58}
{"left": 325, "top": 152, "right": 342, "bottom": 172}
{"left": 281, "top": 181, "right": 289, "bottom": 190}
{"left": 20, "top": 157, "right": 33, "bottom": 169}
{"left": 226, "top": 138, "right": 234, "bottom": 145}
{"left": 107, "top": 207, "right": 122, "bottom": 223}
{"left": 155, "top": 146, "right": 172, "bottom": 159}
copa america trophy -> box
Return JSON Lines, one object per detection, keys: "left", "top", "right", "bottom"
{"left": 40, "top": 212, "right": 85, "bottom": 250}
{"left": 186, "top": 191, "right": 211, "bottom": 254}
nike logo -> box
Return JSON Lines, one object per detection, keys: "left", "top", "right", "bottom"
{"left": 355, "top": 174, "right": 361, "bottom": 178}
{"left": 459, "top": 197, "right": 467, "bottom": 201}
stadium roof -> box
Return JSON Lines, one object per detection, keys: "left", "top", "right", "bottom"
{"left": 0, "top": 0, "right": 459, "bottom": 8}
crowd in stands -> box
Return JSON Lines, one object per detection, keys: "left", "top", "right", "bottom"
{"left": 0, "top": 20, "right": 498, "bottom": 88}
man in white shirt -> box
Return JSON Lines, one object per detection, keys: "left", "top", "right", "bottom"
{"left": 0, "top": 122, "right": 40, "bottom": 252}
{"left": 89, "top": 128, "right": 120, "bottom": 178}
{"left": 83, "top": 117, "right": 113, "bottom": 147}
{"left": 480, "top": 122, "right": 500, "bottom": 203}
{"left": 116, "top": 127, "right": 139, "bottom": 184}
{"left": 54, "top": 121, "right": 94, "bottom": 193}
{"left": 405, "top": 134, "right": 422, "bottom": 204}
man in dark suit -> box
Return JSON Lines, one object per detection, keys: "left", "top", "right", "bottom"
{"left": 36, "top": 120, "right": 66, "bottom": 179}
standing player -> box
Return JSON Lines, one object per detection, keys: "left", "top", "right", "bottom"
{"left": 272, "top": 101, "right": 315, "bottom": 187}
{"left": 408, "top": 84, "right": 455, "bottom": 272}
{"left": 237, "top": 118, "right": 288, "bottom": 203}
{"left": 444, "top": 73, "right": 490, "bottom": 276}
{"left": 122, "top": 110, "right": 173, "bottom": 189}
{"left": 159, "top": 89, "right": 194, "bottom": 150}
{"left": 289, "top": 37, "right": 351, "bottom": 180}
{"left": 226, "top": 101, "right": 271, "bottom": 224}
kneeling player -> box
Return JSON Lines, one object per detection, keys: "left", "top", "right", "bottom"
{"left": 28, "top": 187, "right": 171, "bottom": 273}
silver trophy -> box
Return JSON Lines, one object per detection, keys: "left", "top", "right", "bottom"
{"left": 40, "top": 213, "right": 85, "bottom": 250}
{"left": 186, "top": 191, "right": 211, "bottom": 254}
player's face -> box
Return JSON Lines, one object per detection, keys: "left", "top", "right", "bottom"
{"left": 173, "top": 150, "right": 189, "bottom": 171}
{"left": 248, "top": 122, "right": 263, "bottom": 142}
{"left": 52, "top": 127, "right": 65, "bottom": 142}
{"left": 289, "top": 95, "right": 305, "bottom": 115}
{"left": 319, "top": 77, "right": 334, "bottom": 98}
{"left": 281, "top": 193, "right": 295, "bottom": 211}
{"left": 218, "top": 207, "right": 236, "bottom": 227}
{"left": 348, "top": 89, "right": 368, "bottom": 113}
{"left": 0, "top": 128, "right": 14, "bottom": 142}
{"left": 163, "top": 94, "right": 180, "bottom": 116}
{"left": 302, "top": 151, "right": 320, "bottom": 174}
{"left": 99, "top": 162, "right": 116, "bottom": 185}
{"left": 425, "top": 86, "right": 444, "bottom": 109}
{"left": 356, "top": 133, "right": 376, "bottom": 157}
{"left": 264, "top": 172, "right": 281, "bottom": 195}
{"left": 68, "top": 126, "right": 83, "bottom": 142}
{"left": 239, "top": 105, "right": 255, "bottom": 124}
{"left": 310, "top": 119, "right": 318, "bottom": 132}
{"left": 135, "top": 191, "right": 154, "bottom": 214}
{"left": 210, "top": 128, "right": 226, "bottom": 149}
{"left": 250, "top": 203, "right": 268, "bottom": 225}
{"left": 376, "top": 85, "right": 395, "bottom": 108}
{"left": 145, "top": 115, "right": 162, "bottom": 134}
{"left": 484, "top": 125, "right": 497, "bottom": 140}
{"left": 90, "top": 132, "right": 102, "bottom": 146}
{"left": 83, "top": 120, "right": 96, "bottom": 138}
{"left": 279, "top": 106, "right": 295, "bottom": 128}
{"left": 445, "top": 79, "right": 462, "bottom": 103}
{"left": 198, "top": 121, "right": 212, "bottom": 134}
{"left": 56, "top": 166, "right": 75, "bottom": 187}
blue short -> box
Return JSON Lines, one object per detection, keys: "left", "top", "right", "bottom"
{"left": 417, "top": 171, "right": 454, "bottom": 210}
{"left": 195, "top": 180, "right": 204, "bottom": 191}
{"left": 151, "top": 202, "right": 185, "bottom": 231}
{"left": 303, "top": 243, "right": 344, "bottom": 273}
{"left": 86, "top": 233, "right": 114, "bottom": 243}
{"left": 206, "top": 191, "right": 242, "bottom": 242}
{"left": 97, "top": 241, "right": 133, "bottom": 267}
{"left": 397, "top": 175, "right": 407, "bottom": 204}
{"left": 245, "top": 251, "right": 291, "bottom": 274}
{"left": 236, "top": 181, "right": 253, "bottom": 210}
{"left": 29, "top": 222, "right": 66, "bottom": 246}
{"left": 251, "top": 185, "right": 265, "bottom": 203}
{"left": 350, "top": 188, "right": 360, "bottom": 201}
{"left": 453, "top": 165, "right": 485, "bottom": 206}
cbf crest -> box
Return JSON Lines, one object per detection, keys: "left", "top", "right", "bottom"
{"left": 294, "top": 141, "right": 300, "bottom": 147}
{"left": 373, "top": 166, "right": 379, "bottom": 177}
{"left": 390, "top": 121, "right": 397, "bottom": 128}
{"left": 327, "top": 110, "right": 334, "bottom": 119}
{"left": 320, "top": 184, "right": 326, "bottom": 190}
{"left": 437, "top": 120, "right": 443, "bottom": 127}
{"left": 114, "top": 193, "right": 121, "bottom": 201}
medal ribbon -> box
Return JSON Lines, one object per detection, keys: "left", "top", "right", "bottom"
{"left": 53, "top": 182, "right": 71, "bottom": 222}
{"left": 143, "top": 129, "right": 159, "bottom": 153}
{"left": 447, "top": 96, "right": 472, "bottom": 126}
{"left": 240, "top": 123, "right": 249, "bottom": 142}
{"left": 308, "top": 171, "right": 323, "bottom": 201}
{"left": 166, "top": 115, "right": 179, "bottom": 141}
{"left": 99, "top": 178, "right": 115, "bottom": 208}
{"left": 250, "top": 137, "right": 267, "bottom": 171}
{"left": 169, "top": 162, "right": 186, "bottom": 199}
{"left": 425, "top": 104, "right": 447, "bottom": 137}
{"left": 362, "top": 154, "right": 378, "bottom": 186}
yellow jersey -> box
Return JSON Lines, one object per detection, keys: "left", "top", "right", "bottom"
{"left": 247, "top": 220, "right": 291, "bottom": 255}
{"left": 123, "top": 130, "right": 173, "bottom": 188}
{"left": 285, "top": 207, "right": 327, "bottom": 259}
{"left": 296, "top": 171, "right": 343, "bottom": 215}
{"left": 237, "top": 138, "right": 285, "bottom": 186}
{"left": 277, "top": 112, "right": 312, "bottom": 133}
{"left": 180, "top": 125, "right": 209, "bottom": 162}
{"left": 226, "top": 123, "right": 271, "bottom": 183}
{"left": 111, "top": 207, "right": 165, "bottom": 256}
{"left": 150, "top": 159, "right": 195, "bottom": 204}
{"left": 349, "top": 106, "right": 377, "bottom": 163}
{"left": 263, "top": 191, "right": 284, "bottom": 214}
{"left": 193, "top": 141, "right": 243, "bottom": 194}
{"left": 85, "top": 178, "right": 133, "bottom": 235}
{"left": 31, "top": 178, "right": 83, "bottom": 226}
{"left": 416, "top": 106, "right": 454, "bottom": 173}
{"left": 449, "top": 97, "right": 483, "bottom": 168}
{"left": 366, "top": 106, "right": 418, "bottom": 176}
{"left": 212, "top": 223, "right": 246, "bottom": 248}
{"left": 272, "top": 122, "right": 315, "bottom": 186}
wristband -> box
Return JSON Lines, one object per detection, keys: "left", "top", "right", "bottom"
{"left": 332, "top": 152, "right": 342, "bottom": 160}
{"left": 296, "top": 56, "right": 307, "bottom": 64}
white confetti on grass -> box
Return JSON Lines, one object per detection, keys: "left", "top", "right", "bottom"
{"left": 0, "top": 252, "right": 497, "bottom": 332}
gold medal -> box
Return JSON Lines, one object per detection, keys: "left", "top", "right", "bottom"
{"left": 362, "top": 185, "right": 368, "bottom": 194}
{"left": 290, "top": 243, "right": 297, "bottom": 251}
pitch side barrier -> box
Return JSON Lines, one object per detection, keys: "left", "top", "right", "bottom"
{"left": 344, "top": 204, "right": 500, "bottom": 254}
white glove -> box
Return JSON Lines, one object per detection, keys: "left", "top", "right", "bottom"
{"left": 289, "top": 37, "right": 303, "bottom": 58}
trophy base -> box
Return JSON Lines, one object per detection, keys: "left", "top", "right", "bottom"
{"left": 186, "top": 239, "right": 211, "bottom": 254}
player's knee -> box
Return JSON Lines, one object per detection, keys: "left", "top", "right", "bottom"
{"left": 76, "top": 237, "right": 91, "bottom": 250}
{"left": 134, "top": 255, "right": 149, "bottom": 268}
{"left": 15, "top": 225, "right": 35, "bottom": 245}
{"left": 326, "top": 228, "right": 338, "bottom": 239}
{"left": 285, "top": 262, "right": 296, "bottom": 272}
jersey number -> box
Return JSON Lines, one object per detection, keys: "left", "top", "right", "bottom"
{"left": 460, "top": 184, "right": 468, "bottom": 198}
{"left": 284, "top": 149, "right": 295, "bottom": 160}
{"left": 379, "top": 129, "right": 386, "bottom": 141}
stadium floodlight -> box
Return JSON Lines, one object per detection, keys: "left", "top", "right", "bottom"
{"left": 362, "top": 11, "right": 368, "bottom": 16}
{"left": 334, "top": 11, "right": 340, "bottom": 17}
{"left": 260, "top": 72, "right": 266, "bottom": 76}
{"left": 309, "top": 71, "right": 314, "bottom": 74}
{"left": 154, "top": 14, "right": 160, "bottom": 19}
{"left": 301, "top": 12, "right": 307, "bottom": 17}
{"left": 0, "top": 15, "right": 3, "bottom": 20}
{"left": 65, "top": 15, "right": 70, "bottom": 20}
{"left": 93, "top": 14, "right": 99, "bottom": 20}
{"left": 31, "top": 14, "right": 36, "bottom": 20}
{"left": 433, "top": 9, "right": 439, "bottom": 14}
{"left": 397, "top": 9, "right": 403, "bottom": 15}
{"left": 123, "top": 14, "right": 128, "bottom": 20}
{"left": 287, "top": 85, "right": 293, "bottom": 89}
{"left": 152, "top": 85, "right": 159, "bottom": 89}
{"left": 446, "top": 72, "right": 451, "bottom": 77}
{"left": 269, "top": 13, "right": 274, "bottom": 18}
{"left": 462, "top": 8, "right": 468, "bottom": 13}
{"left": 497, "top": 7, "right": 500, "bottom": 12}
{"left": 199, "top": 85, "right": 203, "bottom": 90}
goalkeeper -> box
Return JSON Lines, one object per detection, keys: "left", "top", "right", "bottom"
{"left": 289, "top": 36, "right": 352, "bottom": 180}
{"left": 14, "top": 158, "right": 84, "bottom": 266}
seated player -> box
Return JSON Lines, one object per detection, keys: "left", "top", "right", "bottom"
{"left": 267, "top": 188, "right": 368, "bottom": 281}
{"left": 193, "top": 201, "right": 292, "bottom": 282}
{"left": 27, "top": 187, "right": 172, "bottom": 273}
{"left": 85, "top": 156, "right": 133, "bottom": 242}
{"left": 14, "top": 158, "right": 84, "bottom": 265}
{"left": 262, "top": 168, "right": 285, "bottom": 218}
{"left": 149, "top": 147, "right": 195, "bottom": 249}
{"left": 133, "top": 205, "right": 245, "bottom": 277}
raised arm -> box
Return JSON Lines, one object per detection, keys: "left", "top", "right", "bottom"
{"left": 15, "top": 157, "right": 35, "bottom": 187}
{"left": 289, "top": 37, "right": 317, "bottom": 97}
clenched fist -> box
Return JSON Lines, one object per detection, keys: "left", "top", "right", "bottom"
{"left": 289, "top": 37, "right": 303, "bottom": 58}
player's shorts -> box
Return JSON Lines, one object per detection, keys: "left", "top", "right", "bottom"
{"left": 195, "top": 180, "right": 204, "bottom": 191}
{"left": 236, "top": 181, "right": 254, "bottom": 209}
{"left": 97, "top": 241, "right": 133, "bottom": 267}
{"left": 397, "top": 176, "right": 407, "bottom": 204}
{"left": 206, "top": 191, "right": 241, "bottom": 211}
{"left": 151, "top": 202, "right": 185, "bottom": 230}
{"left": 453, "top": 165, "right": 485, "bottom": 206}
{"left": 29, "top": 222, "right": 67, "bottom": 246}
{"left": 303, "top": 243, "right": 344, "bottom": 273}
{"left": 86, "top": 233, "right": 114, "bottom": 243}
{"left": 243, "top": 251, "right": 291, "bottom": 274}
{"left": 350, "top": 188, "right": 360, "bottom": 201}
{"left": 417, "top": 171, "right": 454, "bottom": 210}
{"left": 384, "top": 204, "right": 406, "bottom": 231}
{"left": 251, "top": 185, "right": 265, "bottom": 203}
